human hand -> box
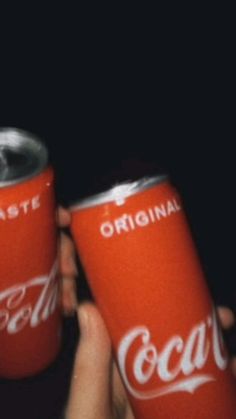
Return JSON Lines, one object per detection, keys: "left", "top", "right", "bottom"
{"left": 65, "top": 303, "right": 134, "bottom": 419}
{"left": 64, "top": 302, "right": 236, "bottom": 419}
{"left": 58, "top": 207, "right": 134, "bottom": 418}
{"left": 58, "top": 207, "right": 78, "bottom": 315}
{"left": 59, "top": 208, "right": 236, "bottom": 418}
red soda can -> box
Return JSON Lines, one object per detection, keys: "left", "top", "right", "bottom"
{"left": 70, "top": 173, "right": 236, "bottom": 418}
{"left": 0, "top": 128, "right": 61, "bottom": 379}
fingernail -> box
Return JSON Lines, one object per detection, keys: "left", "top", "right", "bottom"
{"left": 78, "top": 306, "right": 90, "bottom": 338}
{"left": 63, "top": 297, "right": 77, "bottom": 316}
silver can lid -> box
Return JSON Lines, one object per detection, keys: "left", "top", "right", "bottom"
{"left": 0, "top": 128, "right": 48, "bottom": 188}
{"left": 70, "top": 174, "right": 168, "bottom": 210}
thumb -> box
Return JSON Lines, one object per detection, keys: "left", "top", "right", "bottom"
{"left": 65, "top": 303, "right": 113, "bottom": 419}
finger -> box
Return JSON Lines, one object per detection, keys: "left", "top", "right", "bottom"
{"left": 65, "top": 303, "right": 113, "bottom": 419}
{"left": 61, "top": 277, "right": 77, "bottom": 315}
{"left": 60, "top": 233, "right": 78, "bottom": 278}
{"left": 59, "top": 233, "right": 78, "bottom": 315}
{"left": 112, "top": 361, "right": 135, "bottom": 419}
{"left": 124, "top": 405, "right": 136, "bottom": 419}
{"left": 112, "top": 362, "right": 127, "bottom": 407}
{"left": 57, "top": 206, "right": 71, "bottom": 227}
{"left": 217, "top": 306, "right": 235, "bottom": 330}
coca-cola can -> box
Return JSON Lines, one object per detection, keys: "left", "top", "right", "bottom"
{"left": 70, "top": 172, "right": 236, "bottom": 418}
{"left": 0, "top": 128, "right": 61, "bottom": 379}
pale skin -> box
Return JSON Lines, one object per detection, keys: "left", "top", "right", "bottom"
{"left": 58, "top": 207, "right": 236, "bottom": 419}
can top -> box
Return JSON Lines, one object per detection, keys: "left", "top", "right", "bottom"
{"left": 0, "top": 128, "right": 48, "bottom": 188}
{"left": 70, "top": 174, "right": 168, "bottom": 210}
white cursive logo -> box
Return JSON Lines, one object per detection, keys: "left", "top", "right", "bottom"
{"left": 0, "top": 261, "right": 59, "bottom": 334}
{"left": 117, "top": 309, "right": 227, "bottom": 399}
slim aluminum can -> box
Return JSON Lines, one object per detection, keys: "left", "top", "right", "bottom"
{"left": 0, "top": 128, "right": 61, "bottom": 378}
{"left": 70, "top": 175, "right": 236, "bottom": 419}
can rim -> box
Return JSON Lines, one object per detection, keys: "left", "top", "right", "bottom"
{"left": 70, "top": 174, "right": 168, "bottom": 211}
{"left": 0, "top": 128, "right": 48, "bottom": 188}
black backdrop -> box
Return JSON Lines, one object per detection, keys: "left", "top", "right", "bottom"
{"left": 0, "top": 10, "right": 235, "bottom": 416}
{"left": 0, "top": 31, "right": 235, "bottom": 414}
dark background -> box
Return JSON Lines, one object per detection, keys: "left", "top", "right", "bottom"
{"left": 0, "top": 15, "right": 235, "bottom": 418}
